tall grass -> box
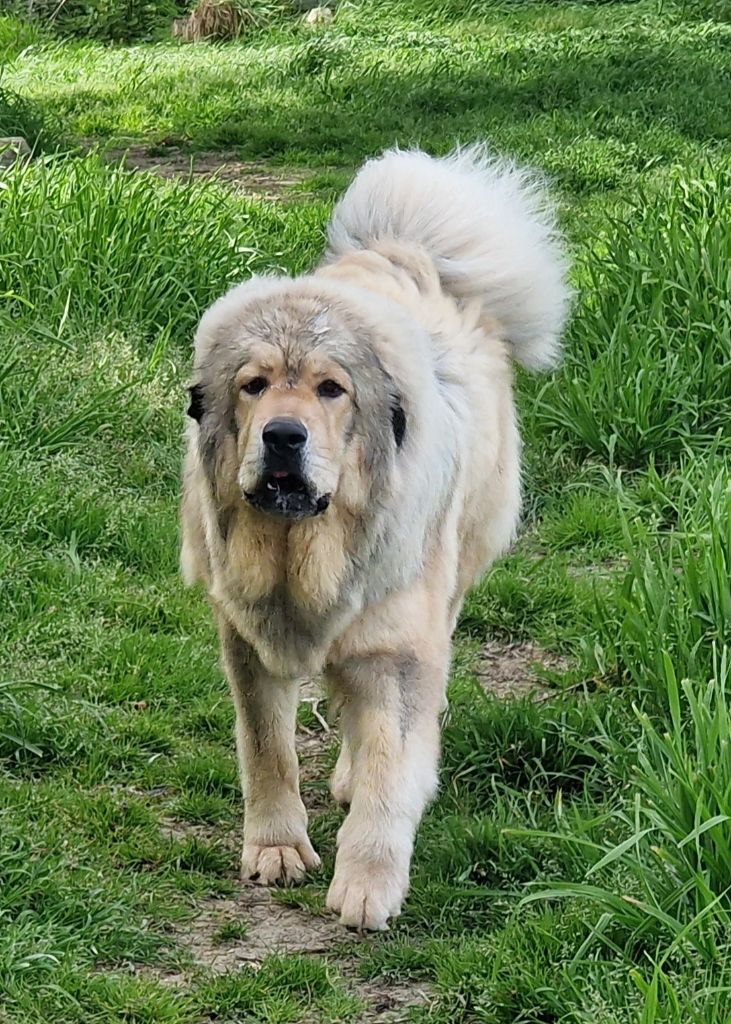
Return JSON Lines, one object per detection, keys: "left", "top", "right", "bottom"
{"left": 596, "top": 464, "right": 731, "bottom": 701}
{"left": 534, "top": 164, "right": 731, "bottom": 468}
{"left": 0, "top": 15, "right": 45, "bottom": 62}
{"left": 516, "top": 466, "right": 731, "bottom": 984}
{"left": 0, "top": 84, "right": 55, "bottom": 148}
{"left": 0, "top": 155, "right": 326, "bottom": 342}
{"left": 7, "top": 0, "right": 184, "bottom": 41}
{"left": 635, "top": 653, "right": 731, "bottom": 923}
{"left": 521, "top": 654, "right": 731, "bottom": 968}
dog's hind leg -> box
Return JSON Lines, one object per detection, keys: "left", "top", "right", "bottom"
{"left": 329, "top": 732, "right": 354, "bottom": 808}
{"left": 326, "top": 635, "right": 448, "bottom": 930}
{"left": 325, "top": 681, "right": 354, "bottom": 808}
{"left": 218, "top": 618, "right": 320, "bottom": 885}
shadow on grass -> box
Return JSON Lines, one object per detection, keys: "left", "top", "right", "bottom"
{"left": 38, "top": 26, "right": 731, "bottom": 189}
{"left": 0, "top": 84, "right": 60, "bottom": 149}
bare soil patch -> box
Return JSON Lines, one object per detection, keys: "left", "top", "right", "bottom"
{"left": 178, "top": 886, "right": 345, "bottom": 967}
{"left": 158, "top": 813, "right": 240, "bottom": 850}
{"left": 142, "top": 885, "right": 431, "bottom": 1019}
{"left": 476, "top": 641, "right": 569, "bottom": 699}
{"left": 101, "top": 144, "right": 312, "bottom": 200}
{"left": 353, "top": 977, "right": 432, "bottom": 1022}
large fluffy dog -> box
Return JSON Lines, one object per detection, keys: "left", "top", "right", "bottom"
{"left": 181, "top": 146, "right": 570, "bottom": 930}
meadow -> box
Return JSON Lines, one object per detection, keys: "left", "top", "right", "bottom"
{"left": 1, "top": 0, "right": 731, "bottom": 1020}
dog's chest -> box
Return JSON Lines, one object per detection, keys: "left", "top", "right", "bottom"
{"left": 210, "top": 505, "right": 360, "bottom": 677}
{"left": 216, "top": 581, "right": 351, "bottom": 678}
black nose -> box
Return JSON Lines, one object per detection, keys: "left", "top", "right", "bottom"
{"left": 262, "top": 417, "right": 308, "bottom": 451}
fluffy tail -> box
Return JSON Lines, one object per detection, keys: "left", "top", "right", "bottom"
{"left": 325, "top": 145, "right": 571, "bottom": 370}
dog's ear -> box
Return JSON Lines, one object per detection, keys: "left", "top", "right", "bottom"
{"left": 390, "top": 395, "right": 406, "bottom": 448}
{"left": 187, "top": 383, "right": 206, "bottom": 422}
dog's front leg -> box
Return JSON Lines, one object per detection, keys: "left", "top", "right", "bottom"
{"left": 218, "top": 618, "right": 320, "bottom": 885}
{"left": 326, "top": 650, "right": 446, "bottom": 930}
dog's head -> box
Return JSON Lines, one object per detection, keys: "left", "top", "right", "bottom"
{"left": 188, "top": 282, "right": 406, "bottom": 523}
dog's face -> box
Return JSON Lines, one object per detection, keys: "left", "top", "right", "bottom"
{"left": 232, "top": 341, "right": 354, "bottom": 519}
{"left": 189, "top": 289, "right": 405, "bottom": 522}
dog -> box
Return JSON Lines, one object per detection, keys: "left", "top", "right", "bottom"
{"left": 180, "top": 146, "right": 570, "bottom": 930}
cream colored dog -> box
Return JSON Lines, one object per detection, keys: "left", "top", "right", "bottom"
{"left": 181, "top": 146, "right": 570, "bottom": 930}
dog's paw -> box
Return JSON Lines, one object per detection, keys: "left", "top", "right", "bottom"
{"left": 326, "top": 863, "right": 406, "bottom": 931}
{"left": 241, "top": 841, "right": 320, "bottom": 886}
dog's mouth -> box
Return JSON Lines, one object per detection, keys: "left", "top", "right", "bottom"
{"left": 245, "top": 470, "right": 330, "bottom": 521}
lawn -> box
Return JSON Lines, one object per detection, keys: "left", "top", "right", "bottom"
{"left": 1, "top": 0, "right": 731, "bottom": 1021}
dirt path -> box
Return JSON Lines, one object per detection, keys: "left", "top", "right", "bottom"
{"left": 99, "top": 144, "right": 315, "bottom": 200}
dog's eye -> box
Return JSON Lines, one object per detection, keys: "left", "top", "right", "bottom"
{"left": 242, "top": 377, "right": 268, "bottom": 396}
{"left": 317, "top": 379, "right": 346, "bottom": 399}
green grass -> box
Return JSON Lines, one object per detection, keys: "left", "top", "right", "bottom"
{"left": 2, "top": 1, "right": 731, "bottom": 1021}
{"left": 0, "top": 84, "right": 56, "bottom": 149}
{"left": 532, "top": 169, "right": 731, "bottom": 468}
{"left": 4, "top": 1, "right": 731, "bottom": 191}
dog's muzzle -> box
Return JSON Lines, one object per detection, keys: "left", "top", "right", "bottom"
{"left": 244, "top": 417, "right": 330, "bottom": 521}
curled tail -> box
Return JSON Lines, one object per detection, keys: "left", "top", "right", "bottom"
{"left": 325, "top": 145, "right": 571, "bottom": 370}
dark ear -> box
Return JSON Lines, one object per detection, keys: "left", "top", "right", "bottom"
{"left": 187, "top": 383, "right": 205, "bottom": 422}
{"left": 390, "top": 396, "right": 406, "bottom": 448}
